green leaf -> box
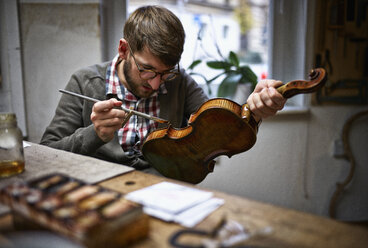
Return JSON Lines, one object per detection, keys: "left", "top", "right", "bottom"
{"left": 207, "top": 61, "right": 232, "bottom": 70}
{"left": 228, "top": 51, "right": 239, "bottom": 67}
{"left": 217, "top": 73, "right": 242, "bottom": 97}
{"left": 188, "top": 60, "right": 202, "bottom": 70}
{"left": 239, "top": 65, "right": 258, "bottom": 85}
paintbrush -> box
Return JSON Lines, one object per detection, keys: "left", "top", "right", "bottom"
{"left": 59, "top": 89, "right": 169, "bottom": 124}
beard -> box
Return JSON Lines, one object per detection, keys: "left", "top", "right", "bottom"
{"left": 123, "top": 60, "right": 155, "bottom": 99}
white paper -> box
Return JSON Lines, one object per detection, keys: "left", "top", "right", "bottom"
{"left": 125, "top": 182, "right": 224, "bottom": 227}
{"left": 125, "top": 181, "right": 213, "bottom": 214}
{"left": 143, "top": 207, "right": 175, "bottom": 222}
{"left": 175, "top": 197, "right": 224, "bottom": 227}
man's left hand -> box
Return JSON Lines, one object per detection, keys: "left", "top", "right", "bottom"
{"left": 247, "top": 79, "right": 287, "bottom": 121}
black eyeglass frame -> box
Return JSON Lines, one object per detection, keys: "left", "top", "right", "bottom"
{"left": 128, "top": 45, "right": 180, "bottom": 81}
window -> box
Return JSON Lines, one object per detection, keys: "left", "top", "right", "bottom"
{"left": 269, "top": 0, "right": 316, "bottom": 109}
{"left": 127, "top": 0, "right": 314, "bottom": 108}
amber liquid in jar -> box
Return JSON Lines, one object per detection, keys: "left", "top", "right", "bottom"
{"left": 0, "top": 113, "right": 25, "bottom": 178}
{"left": 0, "top": 160, "right": 25, "bottom": 178}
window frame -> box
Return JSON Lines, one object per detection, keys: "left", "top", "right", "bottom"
{"left": 268, "top": 0, "right": 317, "bottom": 109}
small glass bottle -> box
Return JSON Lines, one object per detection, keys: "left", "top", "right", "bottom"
{"left": 0, "top": 112, "right": 25, "bottom": 177}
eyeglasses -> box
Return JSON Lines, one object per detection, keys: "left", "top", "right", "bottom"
{"left": 128, "top": 45, "right": 180, "bottom": 81}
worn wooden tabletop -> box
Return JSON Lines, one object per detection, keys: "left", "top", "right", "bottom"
{"left": 1, "top": 143, "right": 367, "bottom": 248}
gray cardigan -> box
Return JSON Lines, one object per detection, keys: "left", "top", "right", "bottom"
{"left": 40, "top": 62, "right": 208, "bottom": 169}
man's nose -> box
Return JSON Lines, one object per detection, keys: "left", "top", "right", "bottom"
{"left": 147, "top": 75, "right": 162, "bottom": 90}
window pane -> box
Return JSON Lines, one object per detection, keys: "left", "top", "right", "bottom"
{"left": 128, "top": 0, "right": 269, "bottom": 100}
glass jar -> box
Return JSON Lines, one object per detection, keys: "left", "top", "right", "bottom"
{"left": 0, "top": 113, "right": 25, "bottom": 177}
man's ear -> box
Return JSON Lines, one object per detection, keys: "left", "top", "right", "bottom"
{"left": 118, "top": 39, "right": 129, "bottom": 59}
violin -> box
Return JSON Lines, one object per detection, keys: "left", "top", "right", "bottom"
{"left": 141, "top": 68, "right": 327, "bottom": 184}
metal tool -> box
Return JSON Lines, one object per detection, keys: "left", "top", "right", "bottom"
{"left": 59, "top": 89, "right": 169, "bottom": 124}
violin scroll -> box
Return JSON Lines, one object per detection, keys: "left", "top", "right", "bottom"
{"left": 277, "top": 68, "right": 327, "bottom": 98}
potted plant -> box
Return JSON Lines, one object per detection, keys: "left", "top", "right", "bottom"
{"left": 188, "top": 51, "right": 258, "bottom": 103}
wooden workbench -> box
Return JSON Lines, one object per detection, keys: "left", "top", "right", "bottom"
{"left": 0, "top": 143, "right": 367, "bottom": 247}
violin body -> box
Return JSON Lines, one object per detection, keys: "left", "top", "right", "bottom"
{"left": 142, "top": 99, "right": 258, "bottom": 183}
{"left": 142, "top": 68, "right": 327, "bottom": 184}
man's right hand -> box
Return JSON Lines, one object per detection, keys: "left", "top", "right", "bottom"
{"left": 90, "top": 98, "right": 127, "bottom": 142}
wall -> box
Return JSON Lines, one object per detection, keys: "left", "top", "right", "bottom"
{"left": 199, "top": 106, "right": 368, "bottom": 221}
{"left": 19, "top": 2, "right": 101, "bottom": 142}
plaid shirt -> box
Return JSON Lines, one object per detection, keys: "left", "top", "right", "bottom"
{"left": 106, "top": 55, "right": 167, "bottom": 155}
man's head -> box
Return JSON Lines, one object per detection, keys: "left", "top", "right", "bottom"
{"left": 117, "top": 5, "right": 185, "bottom": 98}
{"left": 123, "top": 5, "right": 185, "bottom": 67}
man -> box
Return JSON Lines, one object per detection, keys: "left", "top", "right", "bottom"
{"left": 41, "top": 5, "right": 286, "bottom": 175}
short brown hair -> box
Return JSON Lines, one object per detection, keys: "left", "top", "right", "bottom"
{"left": 124, "top": 5, "right": 185, "bottom": 66}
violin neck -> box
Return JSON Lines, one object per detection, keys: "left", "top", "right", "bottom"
{"left": 276, "top": 83, "right": 299, "bottom": 99}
